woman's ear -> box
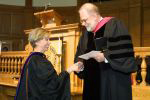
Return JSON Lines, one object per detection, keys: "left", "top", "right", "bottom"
{"left": 35, "top": 41, "right": 39, "bottom": 47}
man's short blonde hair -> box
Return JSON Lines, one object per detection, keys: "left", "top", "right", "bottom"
{"left": 79, "top": 3, "right": 100, "bottom": 15}
{"left": 28, "top": 28, "right": 50, "bottom": 48}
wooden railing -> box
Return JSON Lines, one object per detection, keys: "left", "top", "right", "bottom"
{"left": 0, "top": 50, "right": 83, "bottom": 90}
{"left": 0, "top": 53, "right": 27, "bottom": 75}
{"left": 132, "top": 47, "right": 150, "bottom": 100}
{"left": 1, "top": 47, "right": 150, "bottom": 99}
{"left": 0, "top": 51, "right": 83, "bottom": 97}
{"left": 0, "top": 51, "right": 29, "bottom": 87}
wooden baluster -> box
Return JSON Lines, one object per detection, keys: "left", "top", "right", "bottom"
{"left": 4, "top": 57, "right": 7, "bottom": 73}
{"left": 20, "top": 57, "right": 23, "bottom": 72}
{"left": 9, "top": 57, "right": 12, "bottom": 74}
{"left": 7, "top": 57, "right": 11, "bottom": 74}
{"left": 132, "top": 54, "right": 138, "bottom": 86}
{"left": 3, "top": 57, "right": 5, "bottom": 73}
{"left": 1, "top": 57, "right": 4, "bottom": 73}
{"left": 132, "top": 73, "right": 137, "bottom": 86}
{"left": 14, "top": 57, "right": 18, "bottom": 74}
{"left": 20, "top": 56, "right": 27, "bottom": 74}
{"left": 141, "top": 56, "right": 147, "bottom": 86}
{"left": 18, "top": 57, "right": 21, "bottom": 75}
{"left": 13, "top": 57, "right": 17, "bottom": 74}
{"left": 10, "top": 57, "right": 14, "bottom": 74}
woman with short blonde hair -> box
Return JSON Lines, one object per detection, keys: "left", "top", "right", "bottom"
{"left": 15, "top": 28, "right": 83, "bottom": 100}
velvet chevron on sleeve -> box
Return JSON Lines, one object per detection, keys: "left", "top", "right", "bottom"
{"left": 103, "top": 18, "right": 137, "bottom": 73}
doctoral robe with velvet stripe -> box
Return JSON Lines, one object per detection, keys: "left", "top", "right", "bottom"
{"left": 74, "top": 18, "right": 137, "bottom": 100}
{"left": 15, "top": 52, "right": 71, "bottom": 100}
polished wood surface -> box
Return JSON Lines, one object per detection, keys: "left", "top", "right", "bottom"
{"left": 132, "top": 47, "right": 150, "bottom": 100}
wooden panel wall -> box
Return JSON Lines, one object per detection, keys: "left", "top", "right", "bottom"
{"left": 143, "top": 0, "right": 150, "bottom": 46}
{"left": 0, "top": 0, "right": 150, "bottom": 50}
{"left": 128, "top": 0, "right": 142, "bottom": 47}
{"left": 0, "top": 12, "right": 11, "bottom": 35}
{"left": 0, "top": 6, "right": 29, "bottom": 51}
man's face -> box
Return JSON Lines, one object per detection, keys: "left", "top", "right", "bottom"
{"left": 79, "top": 10, "right": 97, "bottom": 32}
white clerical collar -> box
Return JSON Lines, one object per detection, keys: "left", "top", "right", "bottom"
{"left": 99, "top": 17, "right": 103, "bottom": 22}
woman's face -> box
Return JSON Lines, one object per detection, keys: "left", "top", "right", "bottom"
{"left": 35, "top": 36, "right": 50, "bottom": 52}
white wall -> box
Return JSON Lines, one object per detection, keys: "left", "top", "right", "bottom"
{"left": 0, "top": 0, "right": 25, "bottom": 6}
{"left": 0, "top": 0, "right": 77, "bottom": 7}
{"left": 33, "top": 0, "right": 77, "bottom": 7}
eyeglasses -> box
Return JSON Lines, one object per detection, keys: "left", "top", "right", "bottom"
{"left": 80, "top": 18, "right": 88, "bottom": 24}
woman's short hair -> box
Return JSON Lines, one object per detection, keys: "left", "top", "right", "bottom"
{"left": 28, "top": 28, "right": 50, "bottom": 48}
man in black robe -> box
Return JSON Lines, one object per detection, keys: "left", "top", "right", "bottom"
{"left": 74, "top": 3, "right": 137, "bottom": 100}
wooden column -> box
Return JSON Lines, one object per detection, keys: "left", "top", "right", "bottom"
{"left": 24, "top": 0, "right": 34, "bottom": 30}
{"left": 129, "top": 0, "right": 143, "bottom": 46}
{"left": 25, "top": 0, "right": 32, "bottom": 8}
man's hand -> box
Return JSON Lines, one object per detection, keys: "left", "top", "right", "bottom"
{"left": 75, "top": 61, "right": 84, "bottom": 72}
{"left": 89, "top": 51, "right": 105, "bottom": 62}
{"left": 67, "top": 61, "right": 84, "bottom": 74}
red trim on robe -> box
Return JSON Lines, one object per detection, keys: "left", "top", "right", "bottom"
{"left": 93, "top": 17, "right": 113, "bottom": 34}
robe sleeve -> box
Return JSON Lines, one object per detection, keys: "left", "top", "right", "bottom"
{"left": 74, "top": 32, "right": 88, "bottom": 79}
{"left": 29, "top": 56, "right": 71, "bottom": 99}
{"left": 103, "top": 18, "right": 138, "bottom": 73}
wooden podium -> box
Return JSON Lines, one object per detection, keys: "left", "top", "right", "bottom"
{"left": 34, "top": 9, "right": 63, "bottom": 28}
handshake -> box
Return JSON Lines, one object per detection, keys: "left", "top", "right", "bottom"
{"left": 67, "top": 61, "right": 84, "bottom": 74}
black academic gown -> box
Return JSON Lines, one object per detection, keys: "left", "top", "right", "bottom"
{"left": 15, "top": 52, "right": 71, "bottom": 100}
{"left": 74, "top": 18, "right": 137, "bottom": 100}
